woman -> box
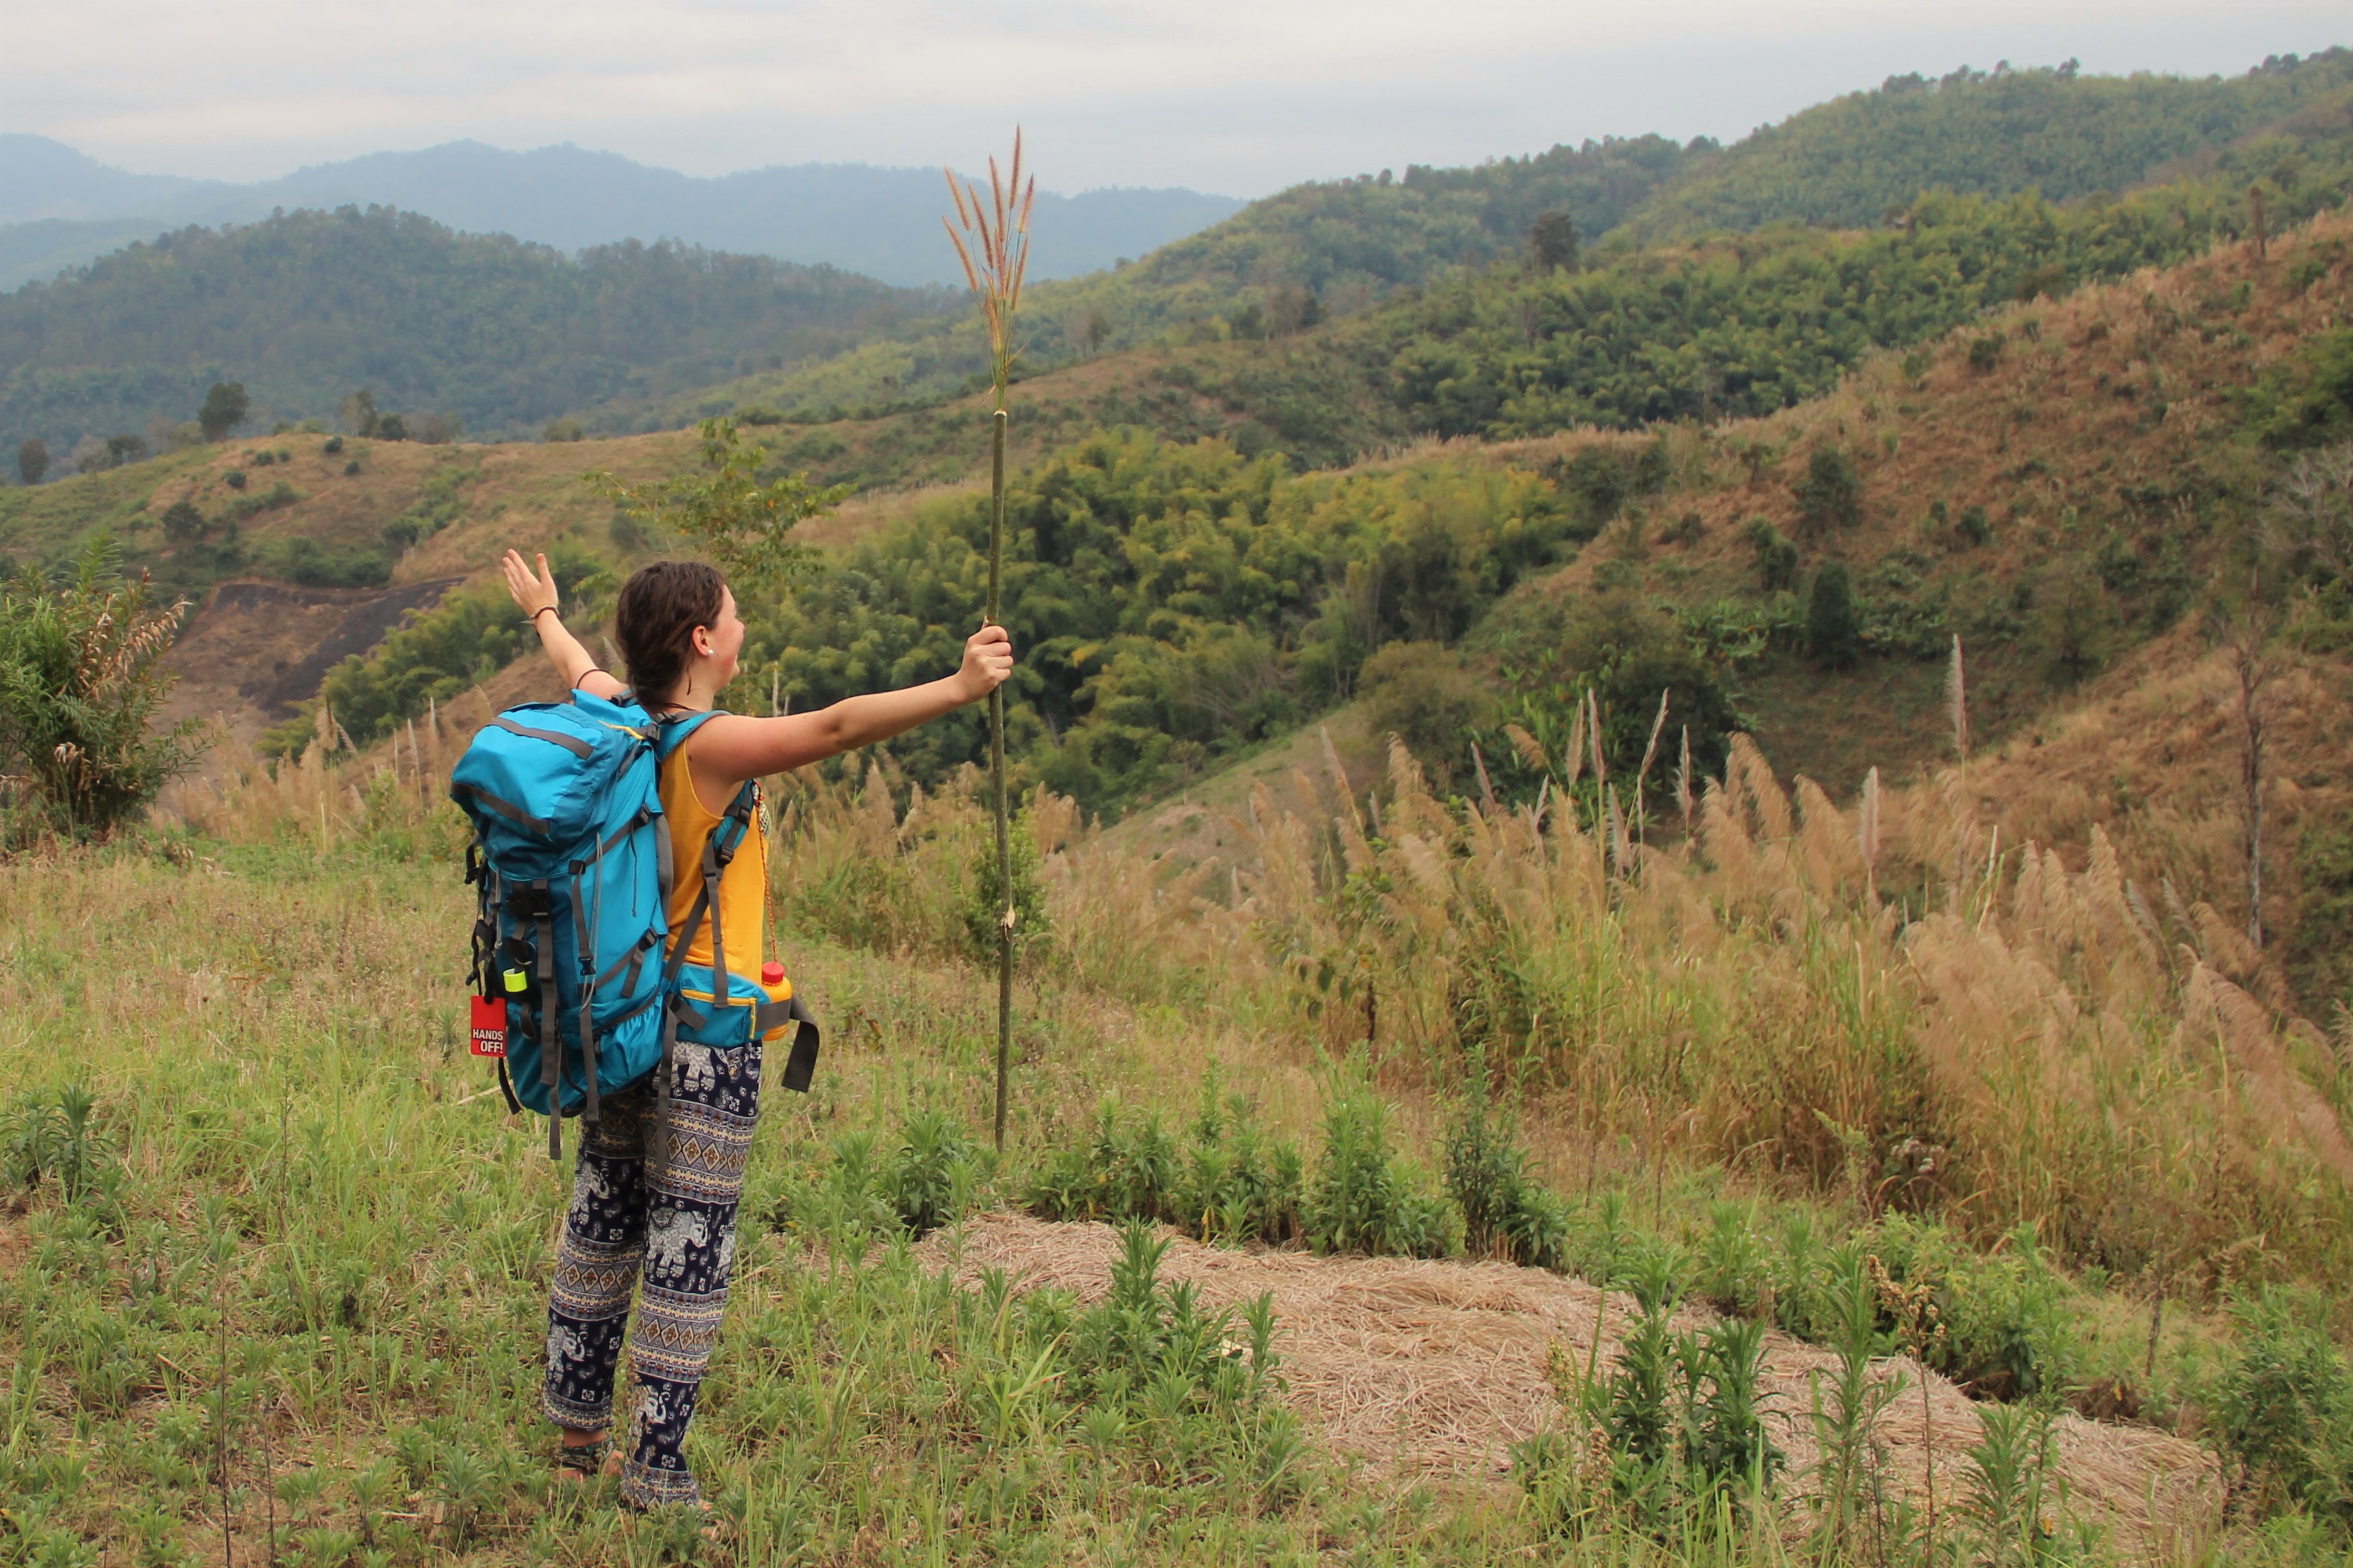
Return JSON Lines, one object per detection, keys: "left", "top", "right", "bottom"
{"left": 499, "top": 547, "right": 1013, "bottom": 1510}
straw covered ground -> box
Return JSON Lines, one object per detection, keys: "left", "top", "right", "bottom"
{"left": 916, "top": 1213, "right": 2222, "bottom": 1550}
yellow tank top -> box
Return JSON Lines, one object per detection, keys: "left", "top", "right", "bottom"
{"left": 657, "top": 739, "right": 768, "bottom": 980}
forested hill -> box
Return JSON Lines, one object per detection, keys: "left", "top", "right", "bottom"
{"left": 619, "top": 135, "right": 1705, "bottom": 427}
{"left": 0, "top": 207, "right": 954, "bottom": 457}
{"left": 1622, "top": 49, "right": 2353, "bottom": 240}
{"left": 7, "top": 49, "right": 2348, "bottom": 469}
{"left": 660, "top": 50, "right": 2353, "bottom": 426}
{"left": 636, "top": 75, "right": 2353, "bottom": 489}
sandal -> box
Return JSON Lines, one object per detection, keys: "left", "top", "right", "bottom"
{"left": 556, "top": 1434, "right": 621, "bottom": 1481}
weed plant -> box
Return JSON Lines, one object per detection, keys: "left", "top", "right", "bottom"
{"left": 1444, "top": 1060, "right": 1570, "bottom": 1268}
{"left": 1303, "top": 1080, "right": 1461, "bottom": 1259}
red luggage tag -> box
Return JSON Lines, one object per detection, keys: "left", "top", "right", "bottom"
{"left": 469, "top": 996, "right": 508, "bottom": 1058}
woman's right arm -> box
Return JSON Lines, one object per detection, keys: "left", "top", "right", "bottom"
{"left": 501, "top": 549, "right": 630, "bottom": 703}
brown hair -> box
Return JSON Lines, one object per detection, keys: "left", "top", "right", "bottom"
{"left": 613, "top": 560, "right": 726, "bottom": 712}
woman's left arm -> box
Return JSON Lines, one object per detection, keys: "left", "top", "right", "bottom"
{"left": 683, "top": 626, "right": 1012, "bottom": 792}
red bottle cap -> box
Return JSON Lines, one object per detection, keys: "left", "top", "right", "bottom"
{"left": 761, "top": 961, "right": 785, "bottom": 986}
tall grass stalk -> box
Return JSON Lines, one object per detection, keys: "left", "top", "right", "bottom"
{"left": 943, "top": 132, "right": 1035, "bottom": 1151}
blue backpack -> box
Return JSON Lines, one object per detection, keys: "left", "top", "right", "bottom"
{"left": 451, "top": 694, "right": 819, "bottom": 1158}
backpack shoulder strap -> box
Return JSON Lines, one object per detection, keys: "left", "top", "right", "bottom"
{"left": 651, "top": 708, "right": 727, "bottom": 762}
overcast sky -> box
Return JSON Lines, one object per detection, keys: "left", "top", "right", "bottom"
{"left": 6, "top": 1, "right": 2345, "bottom": 196}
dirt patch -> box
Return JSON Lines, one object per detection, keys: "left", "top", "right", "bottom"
{"left": 160, "top": 577, "right": 461, "bottom": 750}
{"left": 916, "top": 1213, "right": 2221, "bottom": 1549}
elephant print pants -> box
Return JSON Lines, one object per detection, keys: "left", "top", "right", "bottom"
{"left": 543, "top": 1038, "right": 761, "bottom": 1509}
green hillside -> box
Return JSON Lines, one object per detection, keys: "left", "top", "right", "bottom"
{"left": 654, "top": 135, "right": 1701, "bottom": 428}
{"left": 1622, "top": 49, "right": 2353, "bottom": 240}
{"left": 661, "top": 93, "right": 2353, "bottom": 497}
{"left": 648, "top": 214, "right": 2353, "bottom": 828}
{"left": 657, "top": 51, "right": 2353, "bottom": 432}
{"left": 6, "top": 51, "right": 2347, "bottom": 471}
{"left": 0, "top": 207, "right": 951, "bottom": 457}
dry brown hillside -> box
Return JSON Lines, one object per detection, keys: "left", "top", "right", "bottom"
{"left": 1107, "top": 212, "right": 2353, "bottom": 1006}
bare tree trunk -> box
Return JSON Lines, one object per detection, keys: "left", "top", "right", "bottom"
{"left": 2232, "top": 581, "right": 2280, "bottom": 950}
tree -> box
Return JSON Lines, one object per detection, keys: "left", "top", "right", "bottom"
{"left": 1808, "top": 562, "right": 1860, "bottom": 666}
{"left": 1529, "top": 210, "right": 1579, "bottom": 272}
{"left": 196, "top": 381, "right": 248, "bottom": 442}
{"left": 16, "top": 438, "right": 45, "bottom": 486}
{"left": 374, "top": 413, "right": 408, "bottom": 441}
{"left": 1083, "top": 309, "right": 1113, "bottom": 357}
{"left": 2225, "top": 576, "right": 2286, "bottom": 947}
{"left": 340, "top": 390, "right": 379, "bottom": 438}
{"left": 596, "top": 416, "right": 842, "bottom": 590}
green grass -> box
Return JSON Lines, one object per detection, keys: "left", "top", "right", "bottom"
{"left": 6, "top": 822, "right": 2353, "bottom": 1567}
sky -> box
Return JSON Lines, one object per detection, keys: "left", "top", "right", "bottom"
{"left": 5, "top": 0, "right": 2346, "bottom": 197}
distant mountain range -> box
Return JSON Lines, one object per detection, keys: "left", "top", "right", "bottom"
{"left": 0, "top": 135, "right": 1244, "bottom": 290}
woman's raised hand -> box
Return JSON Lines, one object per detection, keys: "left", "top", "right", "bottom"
{"left": 958, "top": 624, "right": 1015, "bottom": 701}
{"left": 502, "top": 549, "right": 560, "bottom": 620}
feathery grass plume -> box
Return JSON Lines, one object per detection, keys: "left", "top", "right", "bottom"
{"left": 943, "top": 131, "right": 1036, "bottom": 1151}
{"left": 1858, "top": 766, "right": 1882, "bottom": 896}
{"left": 942, "top": 134, "right": 1035, "bottom": 411}
{"left": 1946, "top": 635, "right": 1969, "bottom": 767}
{"left": 1585, "top": 688, "right": 1607, "bottom": 790}
{"left": 1675, "top": 726, "right": 1694, "bottom": 830}
{"left": 1632, "top": 689, "right": 1668, "bottom": 839}
{"left": 2174, "top": 963, "right": 2353, "bottom": 1182}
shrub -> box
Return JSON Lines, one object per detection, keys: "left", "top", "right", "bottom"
{"left": 1696, "top": 1201, "right": 1766, "bottom": 1316}
{"left": 1791, "top": 446, "right": 1862, "bottom": 533}
{"left": 2217, "top": 1286, "right": 2353, "bottom": 1522}
{"left": 964, "top": 799, "right": 1050, "bottom": 965}
{"left": 1360, "top": 641, "right": 1495, "bottom": 785}
{"left": 1172, "top": 1068, "right": 1304, "bottom": 1245}
{"left": 1305, "top": 1084, "right": 1460, "bottom": 1259}
{"left": 1867, "top": 1216, "right": 2080, "bottom": 1400}
{"left": 323, "top": 435, "right": 344, "bottom": 454}
{"left": 1527, "top": 1241, "right": 1782, "bottom": 1528}
{"left": 2035, "top": 574, "right": 2114, "bottom": 684}
{"left": 1484, "top": 591, "right": 1744, "bottom": 793}
{"left": 1661, "top": 511, "right": 1704, "bottom": 546}
{"left": 1807, "top": 562, "right": 1861, "bottom": 666}
{"left": 160, "top": 500, "right": 207, "bottom": 542}
{"left": 0, "top": 540, "right": 206, "bottom": 836}
{"left": 1443, "top": 1069, "right": 1568, "bottom": 1269}
{"left": 1024, "top": 1099, "right": 1179, "bottom": 1225}
{"left": 250, "top": 535, "right": 390, "bottom": 589}
{"left": 884, "top": 1107, "right": 981, "bottom": 1237}
{"left": 224, "top": 469, "right": 247, "bottom": 491}
{"left": 1968, "top": 334, "right": 2007, "bottom": 373}
{"left": 1743, "top": 517, "right": 1801, "bottom": 592}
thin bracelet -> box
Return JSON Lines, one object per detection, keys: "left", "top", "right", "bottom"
{"left": 526, "top": 605, "right": 559, "bottom": 624}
